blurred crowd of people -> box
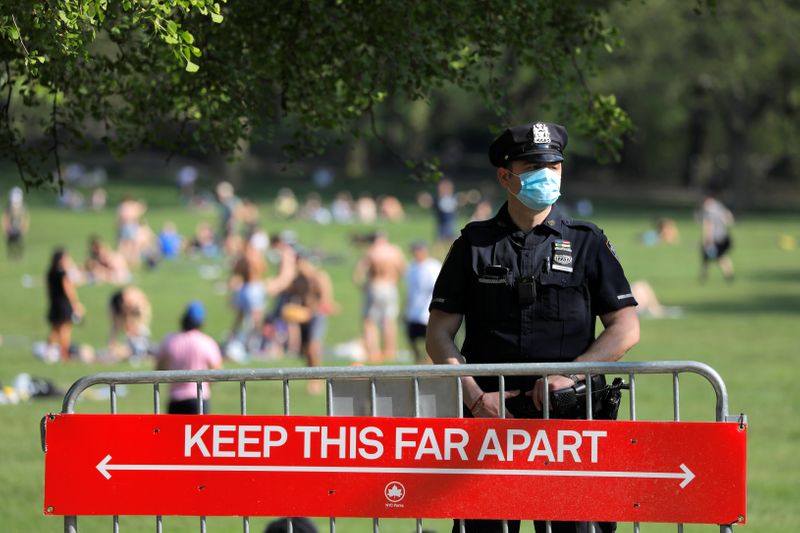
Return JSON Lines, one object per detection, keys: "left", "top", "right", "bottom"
{"left": 26, "top": 170, "right": 460, "bottom": 397}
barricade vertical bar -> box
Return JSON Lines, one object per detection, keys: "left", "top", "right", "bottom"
{"left": 413, "top": 377, "right": 420, "bottom": 417}
{"left": 498, "top": 375, "right": 506, "bottom": 419}
{"left": 413, "top": 376, "right": 424, "bottom": 533}
{"left": 154, "top": 383, "right": 162, "bottom": 532}
{"left": 197, "top": 382, "right": 205, "bottom": 532}
{"left": 543, "top": 376, "right": 552, "bottom": 533}
{"left": 286, "top": 383, "right": 294, "bottom": 533}
{"left": 587, "top": 383, "right": 594, "bottom": 533}
{"left": 370, "top": 378, "right": 377, "bottom": 413}
{"left": 498, "top": 374, "right": 508, "bottom": 533}
{"left": 585, "top": 373, "right": 593, "bottom": 420}
{"left": 630, "top": 374, "right": 640, "bottom": 533}
{"left": 674, "top": 374, "right": 682, "bottom": 533}
{"left": 326, "top": 380, "right": 334, "bottom": 533}
{"left": 241, "top": 381, "right": 249, "bottom": 533}
{"left": 673, "top": 373, "right": 681, "bottom": 422}
{"left": 110, "top": 384, "right": 118, "bottom": 533}
{"left": 543, "top": 375, "right": 550, "bottom": 419}
{"left": 65, "top": 515, "right": 77, "bottom": 533}
{"left": 325, "top": 379, "right": 332, "bottom": 416}
{"left": 457, "top": 378, "right": 463, "bottom": 418}
{"left": 283, "top": 379, "right": 291, "bottom": 415}
{"left": 369, "top": 378, "right": 379, "bottom": 533}
{"left": 457, "top": 377, "right": 465, "bottom": 533}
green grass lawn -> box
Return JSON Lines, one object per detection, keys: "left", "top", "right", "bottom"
{"left": 0, "top": 174, "right": 798, "bottom": 532}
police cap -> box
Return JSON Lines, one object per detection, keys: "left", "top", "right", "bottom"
{"left": 488, "top": 122, "right": 568, "bottom": 167}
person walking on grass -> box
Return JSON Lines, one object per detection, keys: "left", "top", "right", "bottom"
{"left": 156, "top": 301, "right": 223, "bottom": 414}
{"left": 45, "top": 248, "right": 84, "bottom": 362}
{"left": 699, "top": 190, "right": 735, "bottom": 283}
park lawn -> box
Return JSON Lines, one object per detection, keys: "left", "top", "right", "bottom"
{"left": 0, "top": 176, "right": 797, "bottom": 532}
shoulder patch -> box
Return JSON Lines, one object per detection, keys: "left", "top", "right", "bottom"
{"left": 605, "top": 239, "right": 621, "bottom": 262}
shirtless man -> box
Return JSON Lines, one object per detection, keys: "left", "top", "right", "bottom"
{"left": 353, "top": 231, "right": 407, "bottom": 362}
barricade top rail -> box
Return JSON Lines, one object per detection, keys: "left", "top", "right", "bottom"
{"left": 62, "top": 360, "right": 728, "bottom": 419}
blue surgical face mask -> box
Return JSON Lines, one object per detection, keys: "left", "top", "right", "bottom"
{"left": 508, "top": 167, "right": 561, "bottom": 210}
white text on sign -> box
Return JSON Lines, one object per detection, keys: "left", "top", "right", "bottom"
{"left": 184, "top": 424, "right": 607, "bottom": 464}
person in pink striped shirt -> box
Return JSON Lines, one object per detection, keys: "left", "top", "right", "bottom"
{"left": 156, "top": 301, "right": 223, "bottom": 414}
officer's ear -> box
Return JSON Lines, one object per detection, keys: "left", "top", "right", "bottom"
{"left": 497, "top": 165, "right": 512, "bottom": 188}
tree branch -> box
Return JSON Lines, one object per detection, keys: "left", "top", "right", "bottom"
{"left": 11, "top": 14, "right": 29, "bottom": 56}
{"left": 569, "top": 53, "right": 594, "bottom": 106}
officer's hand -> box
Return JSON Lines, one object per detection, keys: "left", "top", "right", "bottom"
{"left": 471, "top": 390, "right": 520, "bottom": 418}
{"left": 531, "top": 375, "right": 577, "bottom": 411}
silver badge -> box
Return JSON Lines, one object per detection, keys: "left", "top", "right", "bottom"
{"left": 552, "top": 253, "right": 573, "bottom": 273}
{"left": 532, "top": 123, "right": 551, "bottom": 144}
{"left": 554, "top": 254, "right": 573, "bottom": 266}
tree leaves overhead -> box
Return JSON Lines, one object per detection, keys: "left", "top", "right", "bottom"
{"left": 1, "top": 0, "right": 631, "bottom": 188}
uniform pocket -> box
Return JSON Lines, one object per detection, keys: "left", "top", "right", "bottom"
{"left": 478, "top": 280, "right": 515, "bottom": 322}
{"left": 538, "top": 272, "right": 587, "bottom": 321}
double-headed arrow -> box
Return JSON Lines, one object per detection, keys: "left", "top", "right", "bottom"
{"left": 96, "top": 455, "right": 695, "bottom": 488}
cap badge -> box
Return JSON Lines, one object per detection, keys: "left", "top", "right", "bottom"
{"left": 531, "top": 123, "right": 551, "bottom": 144}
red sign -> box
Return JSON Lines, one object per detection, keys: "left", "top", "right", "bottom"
{"left": 43, "top": 414, "right": 746, "bottom": 524}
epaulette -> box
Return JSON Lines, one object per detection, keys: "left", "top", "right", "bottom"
{"left": 563, "top": 218, "right": 603, "bottom": 235}
{"left": 460, "top": 216, "right": 503, "bottom": 235}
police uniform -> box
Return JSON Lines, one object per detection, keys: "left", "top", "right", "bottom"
{"left": 431, "top": 201, "right": 636, "bottom": 391}
{"left": 429, "top": 122, "right": 637, "bottom": 533}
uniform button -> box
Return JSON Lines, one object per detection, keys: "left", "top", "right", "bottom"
{"left": 561, "top": 279, "right": 567, "bottom": 286}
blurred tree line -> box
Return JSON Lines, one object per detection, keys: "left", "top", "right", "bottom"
{"left": 2, "top": 1, "right": 797, "bottom": 208}
{"left": 332, "top": 0, "right": 799, "bottom": 209}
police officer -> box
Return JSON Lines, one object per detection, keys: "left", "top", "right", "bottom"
{"left": 426, "top": 122, "right": 640, "bottom": 533}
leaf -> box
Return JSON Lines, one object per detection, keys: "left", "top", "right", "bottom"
{"left": 211, "top": 12, "right": 223, "bottom": 23}
{"left": 185, "top": 61, "right": 199, "bottom": 73}
{"left": 181, "top": 31, "right": 194, "bottom": 44}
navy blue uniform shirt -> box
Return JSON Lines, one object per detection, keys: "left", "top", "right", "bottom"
{"left": 430, "top": 202, "right": 637, "bottom": 391}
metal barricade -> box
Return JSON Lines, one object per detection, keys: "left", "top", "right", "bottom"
{"left": 50, "top": 361, "right": 742, "bottom": 533}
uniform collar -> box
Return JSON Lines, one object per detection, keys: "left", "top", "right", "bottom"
{"left": 495, "top": 202, "right": 564, "bottom": 237}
